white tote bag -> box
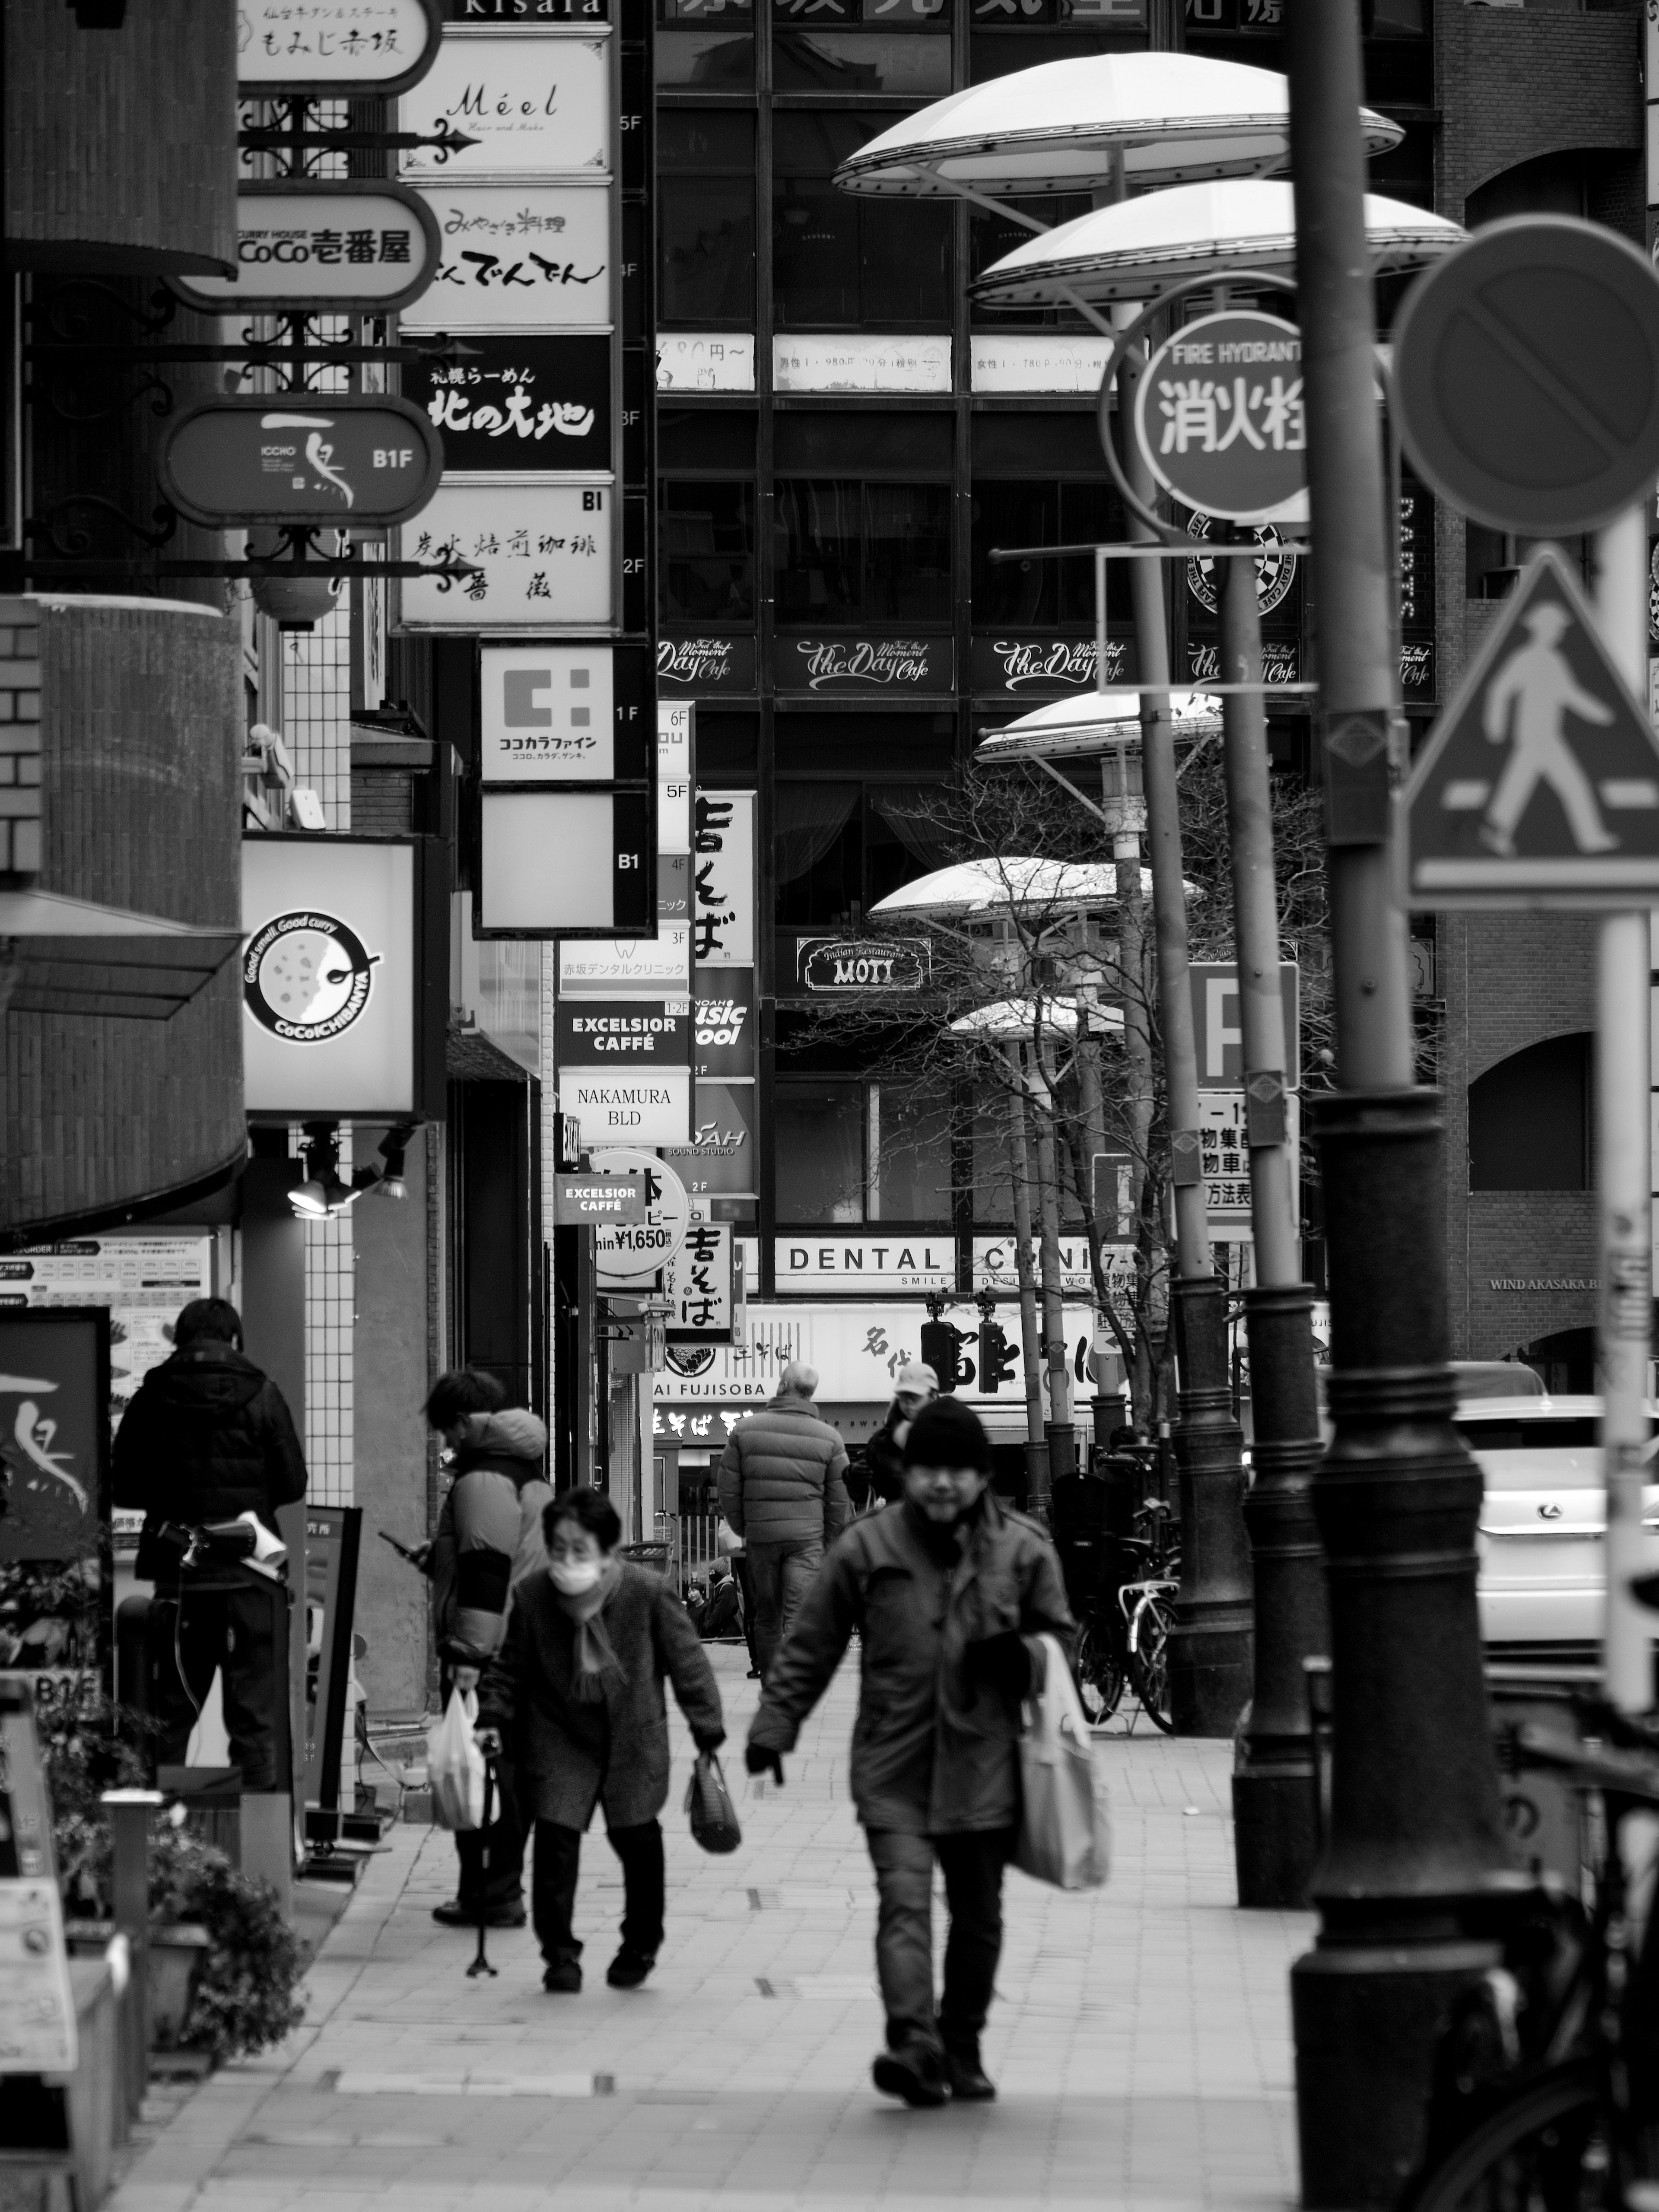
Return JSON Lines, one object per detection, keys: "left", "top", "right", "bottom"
{"left": 427, "top": 1686, "right": 487, "bottom": 1832}
{"left": 1014, "top": 1634, "right": 1111, "bottom": 1891}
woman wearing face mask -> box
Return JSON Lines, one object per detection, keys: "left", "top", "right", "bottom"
{"left": 866, "top": 1362, "right": 939, "bottom": 1509}
{"left": 475, "top": 1487, "right": 726, "bottom": 1994}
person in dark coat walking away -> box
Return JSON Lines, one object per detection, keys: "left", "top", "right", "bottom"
{"left": 746, "top": 1396, "right": 1074, "bottom": 2108}
{"left": 416, "top": 1367, "right": 552, "bottom": 1930}
{"left": 477, "top": 1486, "right": 725, "bottom": 1994}
{"left": 717, "top": 1360, "right": 849, "bottom": 1675}
{"left": 866, "top": 1361, "right": 939, "bottom": 1507}
{"left": 111, "top": 1297, "right": 308, "bottom": 1792}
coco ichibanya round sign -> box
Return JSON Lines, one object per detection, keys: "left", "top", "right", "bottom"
{"left": 1133, "top": 309, "right": 1308, "bottom": 526}
{"left": 244, "top": 910, "right": 380, "bottom": 1042}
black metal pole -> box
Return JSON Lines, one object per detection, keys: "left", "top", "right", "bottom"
{"left": 1218, "top": 539, "right": 1328, "bottom": 1910}
{"left": 1284, "top": 5, "right": 1522, "bottom": 2204}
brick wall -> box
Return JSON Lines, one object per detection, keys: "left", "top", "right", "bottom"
{"left": 1462, "top": 1194, "right": 1599, "bottom": 1362}
{"left": 0, "top": 605, "right": 41, "bottom": 877}
{"left": 1438, "top": 9, "right": 1642, "bottom": 215}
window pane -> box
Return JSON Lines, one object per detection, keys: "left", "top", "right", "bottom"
{"left": 775, "top": 479, "right": 864, "bottom": 622}
{"left": 971, "top": 479, "right": 1126, "bottom": 625}
{"left": 774, "top": 779, "right": 862, "bottom": 924}
{"left": 773, "top": 111, "right": 951, "bottom": 326}
{"left": 972, "top": 1099, "right": 1014, "bottom": 1223}
{"left": 655, "top": 30, "right": 755, "bottom": 84}
{"left": 865, "top": 782, "right": 950, "bottom": 910}
{"left": 776, "top": 1083, "right": 864, "bottom": 1220}
{"left": 865, "top": 484, "right": 951, "bottom": 620}
{"left": 874, "top": 1082, "right": 953, "bottom": 1222}
{"left": 660, "top": 179, "right": 756, "bottom": 323}
{"left": 660, "top": 482, "right": 755, "bottom": 621}
{"left": 776, "top": 480, "right": 951, "bottom": 623}
{"left": 658, "top": 111, "right": 757, "bottom": 169}
{"left": 773, "top": 31, "right": 951, "bottom": 93}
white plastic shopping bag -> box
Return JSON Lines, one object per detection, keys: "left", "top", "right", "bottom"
{"left": 1014, "top": 1633, "right": 1111, "bottom": 1891}
{"left": 427, "top": 1686, "right": 486, "bottom": 1832}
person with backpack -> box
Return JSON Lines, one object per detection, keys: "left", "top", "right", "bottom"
{"left": 111, "top": 1297, "right": 308, "bottom": 1792}
{"left": 415, "top": 1367, "right": 551, "bottom": 1930}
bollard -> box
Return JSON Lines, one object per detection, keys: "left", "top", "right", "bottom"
{"left": 101, "top": 1788, "right": 162, "bottom": 2108}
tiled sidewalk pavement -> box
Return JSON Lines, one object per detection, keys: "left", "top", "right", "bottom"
{"left": 109, "top": 1648, "right": 1311, "bottom": 2212}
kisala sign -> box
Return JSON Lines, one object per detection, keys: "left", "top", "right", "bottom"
{"left": 796, "top": 937, "right": 930, "bottom": 993}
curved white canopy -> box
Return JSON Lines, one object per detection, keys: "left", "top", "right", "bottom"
{"left": 950, "top": 995, "right": 1123, "bottom": 1039}
{"left": 835, "top": 52, "right": 1400, "bottom": 201}
{"left": 979, "top": 690, "right": 1223, "bottom": 763}
{"left": 871, "top": 856, "right": 1147, "bottom": 918}
{"left": 973, "top": 179, "right": 1466, "bottom": 306}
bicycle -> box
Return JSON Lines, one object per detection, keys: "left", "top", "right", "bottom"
{"left": 1068, "top": 1497, "right": 1180, "bottom": 1733}
{"left": 1402, "top": 1704, "right": 1659, "bottom": 2210}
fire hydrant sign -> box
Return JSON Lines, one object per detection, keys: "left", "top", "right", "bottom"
{"left": 1398, "top": 546, "right": 1659, "bottom": 909}
{"left": 1133, "top": 310, "right": 1308, "bottom": 526}
{"left": 0, "top": 1682, "right": 76, "bottom": 2073}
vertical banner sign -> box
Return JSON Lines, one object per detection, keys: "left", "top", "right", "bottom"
{"left": 666, "top": 787, "right": 758, "bottom": 1207}
{"left": 302, "top": 1506, "right": 362, "bottom": 1815}
{"left": 693, "top": 792, "right": 754, "bottom": 967}
{"left": 665, "top": 1222, "right": 734, "bottom": 1343}
{"left": 396, "top": 27, "right": 622, "bottom": 632}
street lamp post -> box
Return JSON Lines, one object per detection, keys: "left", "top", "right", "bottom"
{"left": 1284, "top": 3, "right": 1521, "bottom": 2203}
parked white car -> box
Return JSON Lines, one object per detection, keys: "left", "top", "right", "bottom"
{"left": 1461, "top": 1394, "right": 1659, "bottom": 1659}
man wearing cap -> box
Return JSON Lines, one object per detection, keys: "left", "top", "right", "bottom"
{"left": 745, "top": 1395, "right": 1074, "bottom": 2109}
{"left": 867, "top": 1361, "right": 939, "bottom": 1507}
{"left": 717, "top": 1358, "right": 850, "bottom": 1676}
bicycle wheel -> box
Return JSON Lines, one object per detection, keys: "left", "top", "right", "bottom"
{"left": 1074, "top": 1616, "right": 1125, "bottom": 1726}
{"left": 1403, "top": 2064, "right": 1604, "bottom": 2212}
{"left": 1128, "top": 1593, "right": 1176, "bottom": 1735}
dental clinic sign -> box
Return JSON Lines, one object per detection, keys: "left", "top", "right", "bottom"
{"left": 242, "top": 837, "right": 444, "bottom": 1118}
{"left": 158, "top": 397, "right": 443, "bottom": 528}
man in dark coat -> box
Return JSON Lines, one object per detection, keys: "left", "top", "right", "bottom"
{"left": 477, "top": 1486, "right": 725, "bottom": 1994}
{"left": 111, "top": 1297, "right": 308, "bottom": 1792}
{"left": 717, "top": 1359, "right": 850, "bottom": 1675}
{"left": 747, "top": 1395, "right": 1074, "bottom": 2108}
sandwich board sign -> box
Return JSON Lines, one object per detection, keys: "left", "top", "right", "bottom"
{"left": 1398, "top": 547, "right": 1659, "bottom": 909}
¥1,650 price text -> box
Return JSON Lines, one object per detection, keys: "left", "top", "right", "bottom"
{"left": 601, "top": 1224, "right": 674, "bottom": 1254}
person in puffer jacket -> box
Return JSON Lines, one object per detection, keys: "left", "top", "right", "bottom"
{"left": 417, "top": 1367, "right": 552, "bottom": 1929}
{"left": 112, "top": 1297, "right": 308, "bottom": 1792}
{"left": 717, "top": 1360, "right": 850, "bottom": 1677}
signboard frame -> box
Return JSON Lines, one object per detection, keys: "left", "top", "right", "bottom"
{"left": 168, "top": 180, "right": 443, "bottom": 316}
{"left": 158, "top": 396, "right": 445, "bottom": 530}
{"left": 239, "top": 0, "right": 443, "bottom": 96}
{"left": 1133, "top": 308, "right": 1308, "bottom": 527}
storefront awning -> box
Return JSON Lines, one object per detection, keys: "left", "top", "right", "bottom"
{"left": 0, "top": 890, "right": 241, "bottom": 1021}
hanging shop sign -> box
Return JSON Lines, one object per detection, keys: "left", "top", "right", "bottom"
{"left": 693, "top": 793, "right": 754, "bottom": 966}
{"left": 564, "top": 1068, "right": 690, "bottom": 1147}
{"left": 0, "top": 1678, "right": 77, "bottom": 2074}
{"left": 773, "top": 335, "right": 951, "bottom": 397}
{"left": 398, "top": 480, "right": 613, "bottom": 628}
{"left": 479, "top": 789, "right": 652, "bottom": 933}
{"left": 664, "top": 1223, "right": 735, "bottom": 1344}
{"left": 556, "top": 998, "right": 690, "bottom": 1064}
{"left": 399, "top": 33, "right": 612, "bottom": 178}
{"left": 558, "top": 930, "right": 691, "bottom": 994}
{"left": 554, "top": 1174, "right": 648, "bottom": 1224}
{"left": 590, "top": 1148, "right": 692, "bottom": 1287}
{"left": 969, "top": 636, "right": 1130, "bottom": 697}
{"left": 159, "top": 398, "right": 443, "bottom": 529}
{"left": 795, "top": 936, "right": 930, "bottom": 994}
{"left": 1133, "top": 309, "right": 1308, "bottom": 527}
{"left": 400, "top": 184, "right": 612, "bottom": 331}
{"left": 0, "top": 1309, "right": 111, "bottom": 1729}
{"left": 242, "top": 835, "right": 445, "bottom": 1117}
{"left": 774, "top": 636, "right": 954, "bottom": 694}
{"left": 692, "top": 969, "right": 753, "bottom": 1079}
{"left": 1185, "top": 518, "right": 1298, "bottom": 617}
{"left": 239, "top": 0, "right": 443, "bottom": 95}
{"left": 170, "top": 182, "right": 442, "bottom": 316}
{"left": 656, "top": 636, "right": 759, "bottom": 695}
{"left": 656, "top": 335, "right": 757, "bottom": 394}
{"left": 480, "top": 643, "right": 650, "bottom": 783}
{"left": 663, "top": 1081, "right": 756, "bottom": 1200}
{"left": 406, "top": 334, "right": 612, "bottom": 473}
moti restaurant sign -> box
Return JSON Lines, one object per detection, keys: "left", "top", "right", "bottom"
{"left": 159, "top": 399, "right": 442, "bottom": 528}
{"left": 170, "top": 184, "right": 441, "bottom": 315}
{"left": 239, "top": 0, "right": 442, "bottom": 94}
{"left": 657, "top": 637, "right": 759, "bottom": 694}
{"left": 795, "top": 936, "right": 930, "bottom": 993}
{"left": 774, "top": 637, "right": 954, "bottom": 693}
{"left": 1134, "top": 309, "right": 1307, "bottom": 526}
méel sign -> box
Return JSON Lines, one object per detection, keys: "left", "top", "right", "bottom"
{"left": 170, "top": 183, "right": 441, "bottom": 315}
{"left": 242, "top": 836, "right": 445, "bottom": 1117}
{"left": 1398, "top": 545, "right": 1659, "bottom": 908}
{"left": 239, "top": 0, "right": 442, "bottom": 95}
{"left": 159, "top": 398, "right": 442, "bottom": 528}
{"left": 1134, "top": 309, "right": 1307, "bottom": 527}
{"left": 399, "top": 35, "right": 612, "bottom": 179}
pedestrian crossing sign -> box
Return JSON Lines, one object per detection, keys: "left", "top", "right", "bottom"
{"left": 1398, "top": 545, "right": 1659, "bottom": 909}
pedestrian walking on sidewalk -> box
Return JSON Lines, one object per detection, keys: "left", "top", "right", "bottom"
{"left": 718, "top": 1360, "right": 850, "bottom": 1676}
{"left": 417, "top": 1368, "right": 552, "bottom": 1932}
{"left": 475, "top": 1486, "right": 726, "bottom": 1995}
{"left": 745, "top": 1396, "right": 1074, "bottom": 2108}
{"left": 866, "top": 1361, "right": 940, "bottom": 1507}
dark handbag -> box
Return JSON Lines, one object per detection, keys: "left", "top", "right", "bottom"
{"left": 685, "top": 1751, "right": 742, "bottom": 1854}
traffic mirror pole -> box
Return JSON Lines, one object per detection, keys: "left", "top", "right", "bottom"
{"left": 1218, "top": 538, "right": 1328, "bottom": 1911}
{"left": 1285, "top": 3, "right": 1520, "bottom": 2206}
{"left": 1593, "top": 503, "right": 1656, "bottom": 1716}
